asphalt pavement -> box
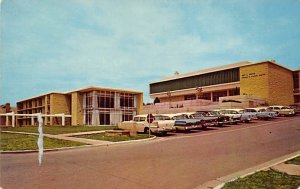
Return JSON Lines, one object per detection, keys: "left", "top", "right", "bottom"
{"left": 1, "top": 116, "right": 300, "bottom": 189}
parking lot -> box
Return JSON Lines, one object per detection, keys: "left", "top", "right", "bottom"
{"left": 1, "top": 115, "right": 300, "bottom": 189}
{"left": 155, "top": 114, "right": 300, "bottom": 139}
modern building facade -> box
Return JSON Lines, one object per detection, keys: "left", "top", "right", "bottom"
{"left": 16, "top": 86, "right": 143, "bottom": 126}
{"left": 150, "top": 60, "right": 297, "bottom": 106}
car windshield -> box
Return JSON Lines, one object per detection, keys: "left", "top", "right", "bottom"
{"left": 210, "top": 111, "right": 221, "bottom": 116}
{"left": 173, "top": 115, "right": 187, "bottom": 120}
{"left": 190, "top": 114, "right": 204, "bottom": 118}
{"left": 154, "top": 115, "right": 171, "bottom": 120}
{"left": 133, "top": 117, "right": 146, "bottom": 122}
{"left": 227, "top": 110, "right": 239, "bottom": 114}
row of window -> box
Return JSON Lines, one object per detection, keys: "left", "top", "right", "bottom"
{"left": 85, "top": 91, "right": 136, "bottom": 109}
{"left": 183, "top": 88, "right": 240, "bottom": 102}
{"left": 150, "top": 68, "right": 240, "bottom": 94}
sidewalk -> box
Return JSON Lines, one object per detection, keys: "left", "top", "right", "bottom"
{"left": 197, "top": 150, "right": 300, "bottom": 189}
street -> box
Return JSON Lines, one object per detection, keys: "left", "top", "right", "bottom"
{"left": 1, "top": 116, "right": 300, "bottom": 189}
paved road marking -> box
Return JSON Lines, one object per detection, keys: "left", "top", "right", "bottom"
{"left": 158, "top": 117, "right": 300, "bottom": 142}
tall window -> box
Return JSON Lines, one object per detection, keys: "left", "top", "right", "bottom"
{"left": 86, "top": 92, "right": 93, "bottom": 108}
{"left": 97, "top": 91, "right": 114, "bottom": 108}
{"left": 212, "top": 90, "right": 228, "bottom": 102}
{"left": 120, "top": 93, "right": 134, "bottom": 108}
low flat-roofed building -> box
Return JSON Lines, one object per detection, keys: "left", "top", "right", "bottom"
{"left": 293, "top": 69, "right": 300, "bottom": 105}
{"left": 150, "top": 60, "right": 296, "bottom": 107}
{"left": 16, "top": 86, "right": 143, "bottom": 126}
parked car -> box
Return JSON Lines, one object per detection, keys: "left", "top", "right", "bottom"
{"left": 256, "top": 107, "right": 278, "bottom": 118}
{"left": 213, "top": 110, "right": 240, "bottom": 124}
{"left": 289, "top": 105, "right": 300, "bottom": 115}
{"left": 190, "top": 112, "right": 219, "bottom": 127}
{"left": 118, "top": 114, "right": 175, "bottom": 135}
{"left": 245, "top": 108, "right": 275, "bottom": 120}
{"left": 227, "top": 108, "right": 257, "bottom": 121}
{"left": 163, "top": 113, "right": 200, "bottom": 132}
{"left": 268, "top": 106, "right": 295, "bottom": 116}
{"left": 196, "top": 111, "right": 232, "bottom": 126}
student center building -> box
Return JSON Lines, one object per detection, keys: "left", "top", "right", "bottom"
{"left": 15, "top": 87, "right": 143, "bottom": 126}
{"left": 150, "top": 60, "right": 300, "bottom": 108}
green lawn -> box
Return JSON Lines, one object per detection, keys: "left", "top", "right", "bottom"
{"left": 75, "top": 133, "right": 152, "bottom": 142}
{"left": 1, "top": 125, "right": 117, "bottom": 135}
{"left": 1, "top": 133, "right": 86, "bottom": 151}
{"left": 285, "top": 156, "right": 300, "bottom": 165}
{"left": 222, "top": 170, "right": 300, "bottom": 189}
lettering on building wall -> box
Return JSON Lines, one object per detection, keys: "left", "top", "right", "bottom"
{"left": 241, "top": 72, "right": 266, "bottom": 79}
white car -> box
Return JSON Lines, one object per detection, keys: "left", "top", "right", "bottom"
{"left": 220, "top": 109, "right": 251, "bottom": 123}
{"left": 245, "top": 108, "right": 276, "bottom": 120}
{"left": 268, "top": 106, "right": 295, "bottom": 116}
{"left": 118, "top": 114, "right": 175, "bottom": 135}
{"left": 227, "top": 108, "right": 257, "bottom": 120}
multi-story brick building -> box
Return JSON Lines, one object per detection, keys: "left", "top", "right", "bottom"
{"left": 150, "top": 60, "right": 298, "bottom": 107}
{"left": 16, "top": 87, "right": 143, "bottom": 126}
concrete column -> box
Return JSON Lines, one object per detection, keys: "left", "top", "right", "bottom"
{"left": 83, "top": 93, "right": 86, "bottom": 125}
{"left": 115, "top": 92, "right": 120, "bottom": 109}
{"left": 133, "top": 95, "right": 137, "bottom": 108}
{"left": 227, "top": 90, "right": 230, "bottom": 96}
{"left": 6, "top": 115, "right": 9, "bottom": 126}
{"left": 12, "top": 112, "right": 15, "bottom": 127}
{"left": 62, "top": 114, "right": 65, "bottom": 126}
{"left": 31, "top": 116, "right": 34, "bottom": 126}
{"left": 210, "top": 92, "right": 213, "bottom": 102}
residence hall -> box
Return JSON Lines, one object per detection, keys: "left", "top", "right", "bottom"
{"left": 150, "top": 60, "right": 299, "bottom": 106}
{"left": 16, "top": 87, "right": 143, "bottom": 126}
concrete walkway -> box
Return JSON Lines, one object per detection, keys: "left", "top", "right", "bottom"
{"left": 1, "top": 130, "right": 113, "bottom": 145}
{"left": 272, "top": 163, "right": 300, "bottom": 176}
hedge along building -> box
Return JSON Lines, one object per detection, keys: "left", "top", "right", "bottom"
{"left": 149, "top": 60, "right": 297, "bottom": 108}
{"left": 16, "top": 86, "right": 143, "bottom": 126}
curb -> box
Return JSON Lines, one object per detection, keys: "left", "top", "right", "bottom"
{"left": 195, "top": 150, "right": 300, "bottom": 189}
{"left": 0, "top": 135, "right": 157, "bottom": 154}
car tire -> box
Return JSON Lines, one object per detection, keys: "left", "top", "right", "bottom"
{"left": 144, "top": 127, "right": 149, "bottom": 134}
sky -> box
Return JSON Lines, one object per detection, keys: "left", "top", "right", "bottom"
{"left": 1, "top": 0, "right": 300, "bottom": 105}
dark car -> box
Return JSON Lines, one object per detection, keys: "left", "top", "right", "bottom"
{"left": 196, "top": 111, "right": 232, "bottom": 126}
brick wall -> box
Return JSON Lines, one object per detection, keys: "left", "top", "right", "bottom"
{"left": 71, "top": 92, "right": 83, "bottom": 125}
{"left": 240, "top": 63, "right": 269, "bottom": 100}
{"left": 268, "top": 64, "right": 294, "bottom": 105}
{"left": 240, "top": 62, "right": 294, "bottom": 105}
{"left": 50, "top": 94, "right": 71, "bottom": 125}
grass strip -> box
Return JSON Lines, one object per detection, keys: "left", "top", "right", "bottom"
{"left": 222, "top": 169, "right": 300, "bottom": 189}
{"left": 285, "top": 156, "right": 300, "bottom": 165}
{"left": 1, "top": 126, "right": 117, "bottom": 135}
{"left": 75, "top": 133, "right": 152, "bottom": 142}
{"left": 1, "top": 133, "right": 86, "bottom": 151}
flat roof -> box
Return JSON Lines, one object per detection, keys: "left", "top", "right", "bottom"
{"left": 17, "top": 86, "right": 143, "bottom": 103}
{"left": 151, "top": 60, "right": 293, "bottom": 84}
{"left": 64, "top": 86, "right": 143, "bottom": 94}
{"left": 17, "top": 92, "right": 64, "bottom": 103}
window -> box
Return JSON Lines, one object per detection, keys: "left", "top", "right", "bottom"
{"left": 212, "top": 90, "right": 228, "bottom": 102}
{"left": 201, "top": 93, "right": 211, "bottom": 100}
{"left": 120, "top": 93, "right": 134, "bottom": 108}
{"left": 97, "top": 91, "right": 114, "bottom": 108}
{"left": 150, "top": 68, "right": 240, "bottom": 94}
{"left": 184, "top": 95, "right": 196, "bottom": 100}
{"left": 99, "top": 113, "right": 110, "bottom": 125}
